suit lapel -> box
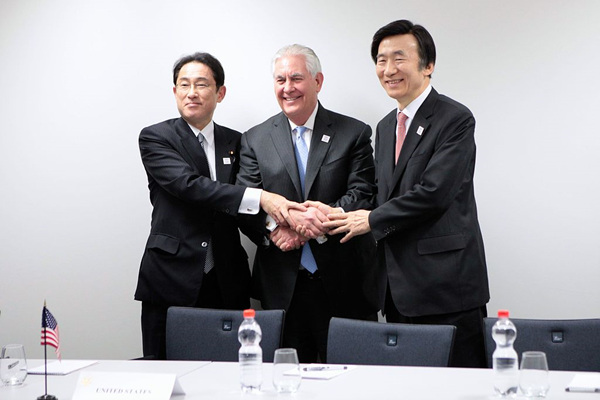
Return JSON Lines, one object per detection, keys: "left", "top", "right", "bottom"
{"left": 214, "top": 123, "right": 237, "bottom": 184}
{"left": 177, "top": 118, "right": 211, "bottom": 178}
{"left": 377, "top": 111, "right": 397, "bottom": 201}
{"left": 270, "top": 113, "right": 304, "bottom": 199}
{"left": 388, "top": 90, "right": 437, "bottom": 199}
{"left": 305, "top": 105, "right": 333, "bottom": 199}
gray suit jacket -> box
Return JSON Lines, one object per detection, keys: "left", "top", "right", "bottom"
{"left": 369, "top": 88, "right": 490, "bottom": 317}
{"left": 237, "top": 104, "right": 385, "bottom": 318}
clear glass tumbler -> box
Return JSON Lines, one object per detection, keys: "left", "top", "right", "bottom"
{"left": 1, "top": 344, "right": 28, "bottom": 386}
{"left": 272, "top": 348, "right": 301, "bottom": 393}
{"left": 519, "top": 351, "right": 550, "bottom": 398}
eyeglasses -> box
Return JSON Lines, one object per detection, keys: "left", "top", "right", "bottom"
{"left": 175, "top": 82, "right": 211, "bottom": 93}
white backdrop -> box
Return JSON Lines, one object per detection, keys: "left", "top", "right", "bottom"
{"left": 1, "top": 0, "right": 599, "bottom": 360}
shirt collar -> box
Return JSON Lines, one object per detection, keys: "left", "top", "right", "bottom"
{"left": 288, "top": 103, "right": 319, "bottom": 133}
{"left": 187, "top": 120, "right": 215, "bottom": 147}
{"left": 398, "top": 84, "right": 432, "bottom": 120}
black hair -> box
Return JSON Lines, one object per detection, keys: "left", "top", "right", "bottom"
{"left": 172, "top": 52, "right": 225, "bottom": 88}
{"left": 371, "top": 20, "right": 436, "bottom": 74}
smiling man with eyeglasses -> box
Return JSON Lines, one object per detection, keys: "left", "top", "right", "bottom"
{"left": 134, "top": 52, "right": 300, "bottom": 360}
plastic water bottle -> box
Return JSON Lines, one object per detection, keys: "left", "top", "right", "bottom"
{"left": 238, "top": 308, "right": 262, "bottom": 393}
{"left": 492, "top": 309, "right": 518, "bottom": 397}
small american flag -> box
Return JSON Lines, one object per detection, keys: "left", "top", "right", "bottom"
{"left": 41, "top": 305, "right": 61, "bottom": 360}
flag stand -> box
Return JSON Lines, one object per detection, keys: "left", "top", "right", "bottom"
{"left": 38, "top": 301, "right": 58, "bottom": 400}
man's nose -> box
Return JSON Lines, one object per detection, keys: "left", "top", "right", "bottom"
{"left": 384, "top": 60, "right": 398, "bottom": 76}
{"left": 284, "top": 80, "right": 295, "bottom": 92}
{"left": 187, "top": 88, "right": 199, "bottom": 97}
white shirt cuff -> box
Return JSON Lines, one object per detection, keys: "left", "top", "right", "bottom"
{"left": 238, "top": 188, "right": 262, "bottom": 215}
{"left": 265, "top": 214, "right": 278, "bottom": 232}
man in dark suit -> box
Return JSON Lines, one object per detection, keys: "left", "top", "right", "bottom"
{"left": 325, "top": 20, "right": 490, "bottom": 368}
{"left": 135, "top": 52, "right": 296, "bottom": 360}
{"left": 236, "top": 44, "right": 384, "bottom": 363}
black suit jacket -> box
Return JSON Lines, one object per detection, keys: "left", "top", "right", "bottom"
{"left": 135, "top": 117, "right": 250, "bottom": 308}
{"left": 237, "top": 104, "right": 385, "bottom": 318}
{"left": 370, "top": 88, "right": 490, "bottom": 317}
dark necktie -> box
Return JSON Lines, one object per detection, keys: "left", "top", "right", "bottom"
{"left": 198, "top": 133, "right": 214, "bottom": 274}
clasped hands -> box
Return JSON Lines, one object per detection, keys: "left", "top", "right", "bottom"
{"left": 260, "top": 192, "right": 371, "bottom": 252}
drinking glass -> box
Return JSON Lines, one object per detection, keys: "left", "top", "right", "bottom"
{"left": 1, "top": 344, "right": 28, "bottom": 386}
{"left": 519, "top": 351, "right": 550, "bottom": 398}
{"left": 272, "top": 348, "right": 301, "bottom": 393}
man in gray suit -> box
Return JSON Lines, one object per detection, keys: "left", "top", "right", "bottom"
{"left": 325, "top": 20, "right": 490, "bottom": 367}
{"left": 237, "top": 44, "right": 384, "bottom": 363}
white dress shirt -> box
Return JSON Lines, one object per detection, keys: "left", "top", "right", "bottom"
{"left": 397, "top": 84, "right": 432, "bottom": 133}
{"left": 288, "top": 104, "right": 318, "bottom": 148}
{"left": 188, "top": 121, "right": 261, "bottom": 215}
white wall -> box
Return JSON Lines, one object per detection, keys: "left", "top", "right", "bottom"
{"left": 1, "top": 0, "right": 598, "bottom": 360}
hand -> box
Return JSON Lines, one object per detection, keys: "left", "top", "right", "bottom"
{"left": 270, "top": 226, "right": 307, "bottom": 252}
{"left": 289, "top": 207, "right": 329, "bottom": 239}
{"left": 260, "top": 191, "right": 306, "bottom": 227}
{"left": 302, "top": 200, "right": 343, "bottom": 217}
{"left": 323, "top": 209, "right": 372, "bottom": 243}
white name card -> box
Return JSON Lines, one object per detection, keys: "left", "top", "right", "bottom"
{"left": 72, "top": 371, "right": 185, "bottom": 400}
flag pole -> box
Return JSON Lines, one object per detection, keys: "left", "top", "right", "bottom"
{"left": 44, "top": 321, "right": 49, "bottom": 397}
{"left": 38, "top": 300, "right": 58, "bottom": 400}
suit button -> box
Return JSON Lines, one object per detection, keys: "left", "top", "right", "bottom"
{"left": 201, "top": 242, "right": 208, "bottom": 248}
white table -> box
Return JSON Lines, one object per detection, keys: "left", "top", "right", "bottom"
{"left": 1, "top": 359, "right": 597, "bottom": 399}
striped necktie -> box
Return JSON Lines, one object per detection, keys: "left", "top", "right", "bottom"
{"left": 198, "top": 132, "right": 215, "bottom": 274}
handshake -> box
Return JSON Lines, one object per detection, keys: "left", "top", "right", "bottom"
{"left": 259, "top": 192, "right": 342, "bottom": 252}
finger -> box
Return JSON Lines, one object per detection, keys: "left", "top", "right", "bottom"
{"left": 306, "top": 215, "right": 326, "bottom": 232}
{"left": 285, "top": 212, "right": 299, "bottom": 229}
{"left": 303, "top": 200, "right": 321, "bottom": 208}
{"left": 305, "top": 227, "right": 322, "bottom": 239}
{"left": 271, "top": 211, "right": 283, "bottom": 226}
{"left": 288, "top": 201, "right": 307, "bottom": 211}
{"left": 275, "top": 237, "right": 284, "bottom": 248}
{"left": 270, "top": 232, "right": 279, "bottom": 242}
{"left": 315, "top": 211, "right": 330, "bottom": 224}
{"left": 326, "top": 225, "right": 348, "bottom": 236}
{"left": 282, "top": 201, "right": 306, "bottom": 218}
{"left": 339, "top": 230, "right": 356, "bottom": 244}
{"left": 300, "top": 224, "right": 321, "bottom": 238}
{"left": 326, "top": 212, "right": 346, "bottom": 221}
{"left": 322, "top": 219, "right": 345, "bottom": 229}
{"left": 298, "top": 225, "right": 313, "bottom": 238}
{"left": 279, "top": 205, "right": 290, "bottom": 221}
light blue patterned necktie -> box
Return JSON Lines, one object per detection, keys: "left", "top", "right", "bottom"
{"left": 294, "top": 126, "right": 318, "bottom": 273}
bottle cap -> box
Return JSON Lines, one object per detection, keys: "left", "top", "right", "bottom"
{"left": 497, "top": 309, "right": 509, "bottom": 318}
{"left": 243, "top": 309, "right": 255, "bottom": 318}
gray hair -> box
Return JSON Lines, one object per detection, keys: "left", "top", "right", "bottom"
{"left": 272, "top": 44, "right": 322, "bottom": 78}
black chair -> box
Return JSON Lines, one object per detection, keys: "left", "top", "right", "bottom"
{"left": 483, "top": 317, "right": 600, "bottom": 372}
{"left": 166, "top": 307, "right": 285, "bottom": 362}
{"left": 326, "top": 317, "right": 456, "bottom": 367}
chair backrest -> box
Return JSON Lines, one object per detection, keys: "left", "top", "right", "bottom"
{"left": 327, "top": 317, "right": 456, "bottom": 367}
{"left": 166, "top": 307, "right": 284, "bottom": 362}
{"left": 483, "top": 317, "right": 600, "bottom": 372}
